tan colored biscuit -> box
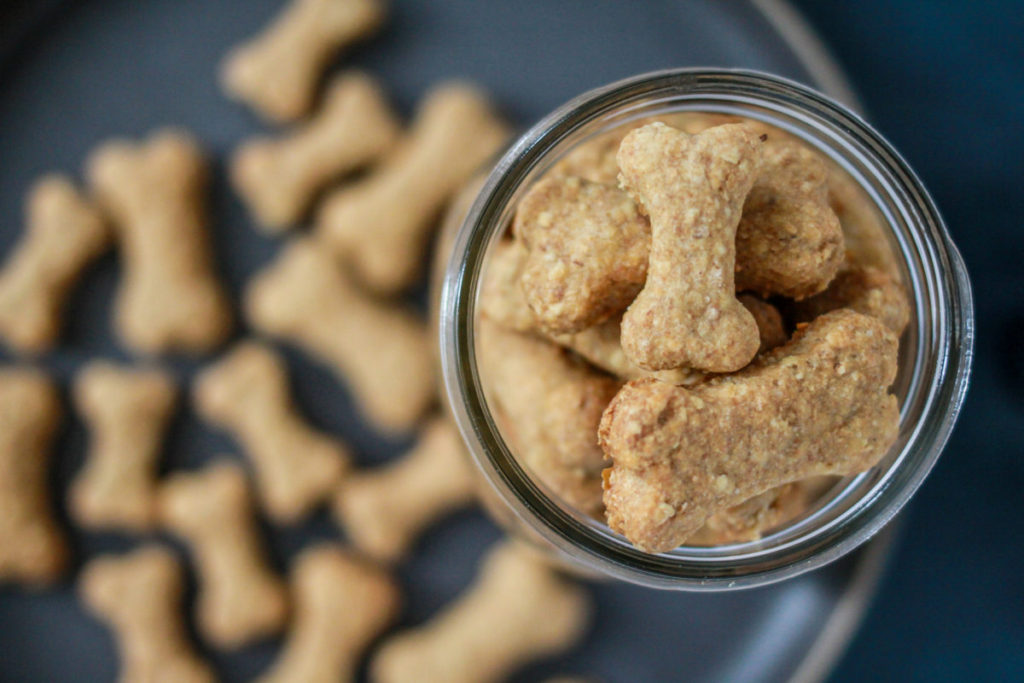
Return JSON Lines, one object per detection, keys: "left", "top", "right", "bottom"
{"left": 371, "top": 541, "right": 590, "bottom": 683}
{"left": 332, "top": 416, "right": 476, "bottom": 563}
{"left": 195, "top": 341, "right": 351, "bottom": 523}
{"left": 513, "top": 176, "right": 649, "bottom": 333}
{"left": 734, "top": 139, "right": 845, "bottom": 299}
{"left": 80, "top": 545, "right": 215, "bottom": 683}
{"left": 245, "top": 239, "right": 434, "bottom": 434}
{"left": 737, "top": 293, "right": 789, "bottom": 353}
{"left": 315, "top": 82, "right": 510, "bottom": 293}
{"left": 788, "top": 263, "right": 911, "bottom": 335}
{"left": 617, "top": 122, "right": 763, "bottom": 372}
{"left": 477, "top": 317, "right": 619, "bottom": 516}
{"left": 231, "top": 71, "right": 400, "bottom": 231}
{"left": 159, "top": 461, "right": 289, "bottom": 648}
{"left": 0, "top": 175, "right": 110, "bottom": 353}
{"left": 828, "top": 165, "right": 902, "bottom": 279}
{"left": 0, "top": 368, "right": 66, "bottom": 586}
{"left": 257, "top": 545, "right": 401, "bottom": 683}
{"left": 220, "top": 0, "right": 386, "bottom": 122}
{"left": 86, "top": 129, "right": 232, "bottom": 354}
{"left": 600, "top": 309, "right": 900, "bottom": 553}
{"left": 70, "top": 361, "right": 177, "bottom": 532}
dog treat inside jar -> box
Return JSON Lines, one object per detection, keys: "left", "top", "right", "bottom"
{"left": 439, "top": 70, "right": 971, "bottom": 587}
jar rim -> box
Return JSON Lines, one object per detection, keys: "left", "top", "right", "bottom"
{"left": 439, "top": 68, "right": 974, "bottom": 590}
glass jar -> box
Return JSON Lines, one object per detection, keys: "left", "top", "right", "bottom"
{"left": 437, "top": 68, "right": 974, "bottom": 590}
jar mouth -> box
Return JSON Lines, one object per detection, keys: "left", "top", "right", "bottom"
{"left": 439, "top": 68, "right": 974, "bottom": 590}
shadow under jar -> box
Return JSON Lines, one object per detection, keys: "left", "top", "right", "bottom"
{"left": 437, "top": 69, "right": 974, "bottom": 590}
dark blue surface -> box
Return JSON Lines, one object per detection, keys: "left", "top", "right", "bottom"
{"left": 790, "top": 1, "right": 1024, "bottom": 681}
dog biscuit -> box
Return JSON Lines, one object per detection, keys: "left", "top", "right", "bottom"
{"left": 195, "top": 341, "right": 351, "bottom": 523}
{"left": 159, "top": 461, "right": 289, "bottom": 648}
{"left": 788, "top": 264, "right": 911, "bottom": 335}
{"left": 221, "top": 0, "right": 386, "bottom": 122}
{"left": 70, "top": 361, "right": 177, "bottom": 532}
{"left": 316, "top": 82, "right": 510, "bottom": 293}
{"left": 599, "top": 310, "right": 900, "bottom": 553}
{"left": 0, "top": 175, "right": 109, "bottom": 353}
{"left": 79, "top": 546, "right": 215, "bottom": 683}
{"left": 245, "top": 239, "right": 434, "bottom": 434}
{"left": 86, "top": 129, "right": 232, "bottom": 354}
{"left": 0, "top": 368, "right": 66, "bottom": 586}
{"left": 371, "top": 541, "right": 590, "bottom": 683}
{"left": 231, "top": 71, "right": 400, "bottom": 231}
{"left": 332, "top": 416, "right": 476, "bottom": 563}
{"left": 258, "top": 545, "right": 400, "bottom": 683}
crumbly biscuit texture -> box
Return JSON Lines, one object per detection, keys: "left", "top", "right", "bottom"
{"left": 735, "top": 139, "right": 844, "bottom": 299}
{"left": 617, "top": 122, "right": 763, "bottom": 372}
{"left": 70, "top": 362, "right": 177, "bottom": 532}
{"left": 245, "top": 239, "right": 435, "bottom": 434}
{"left": 257, "top": 545, "right": 400, "bottom": 683}
{"left": 788, "top": 263, "right": 911, "bottom": 335}
{"left": 79, "top": 546, "right": 215, "bottom": 683}
{"left": 86, "top": 128, "right": 232, "bottom": 354}
{"left": 371, "top": 541, "right": 591, "bottom": 683}
{"left": 599, "top": 310, "right": 900, "bottom": 553}
{"left": 0, "top": 175, "right": 110, "bottom": 353}
{"left": 333, "top": 416, "right": 477, "bottom": 563}
{"left": 0, "top": 368, "right": 66, "bottom": 585}
{"left": 221, "top": 0, "right": 386, "bottom": 122}
{"left": 195, "top": 341, "right": 351, "bottom": 523}
{"left": 231, "top": 71, "right": 400, "bottom": 231}
{"left": 514, "top": 176, "right": 649, "bottom": 333}
{"left": 159, "top": 461, "right": 289, "bottom": 648}
{"left": 316, "top": 82, "right": 510, "bottom": 293}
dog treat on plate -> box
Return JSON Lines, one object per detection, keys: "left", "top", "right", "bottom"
{"left": 195, "top": 341, "right": 351, "bottom": 523}
{"left": 371, "top": 541, "right": 590, "bottom": 683}
{"left": 86, "top": 129, "right": 232, "bottom": 355}
{"left": 617, "top": 122, "right": 764, "bottom": 373}
{"left": 257, "top": 545, "right": 400, "bottom": 683}
{"left": 315, "top": 82, "right": 510, "bottom": 293}
{"left": 231, "top": 71, "right": 400, "bottom": 231}
{"left": 0, "top": 368, "right": 66, "bottom": 586}
{"left": 159, "top": 461, "right": 289, "bottom": 648}
{"left": 332, "top": 416, "right": 476, "bottom": 563}
{"left": 599, "top": 310, "right": 900, "bottom": 553}
{"left": 787, "top": 263, "right": 911, "bottom": 335}
{"left": 513, "top": 175, "right": 649, "bottom": 333}
{"left": 734, "top": 139, "right": 844, "bottom": 299}
{"left": 79, "top": 545, "right": 215, "bottom": 683}
{"left": 70, "top": 361, "right": 177, "bottom": 532}
{"left": 0, "top": 175, "right": 109, "bottom": 353}
{"left": 221, "top": 0, "right": 386, "bottom": 122}
{"left": 245, "top": 239, "right": 434, "bottom": 434}
{"left": 477, "top": 317, "right": 619, "bottom": 515}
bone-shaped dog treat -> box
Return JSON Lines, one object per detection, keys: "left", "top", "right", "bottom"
{"left": 245, "top": 239, "right": 434, "bottom": 434}
{"left": 514, "top": 175, "right": 650, "bottom": 333}
{"left": 600, "top": 309, "right": 900, "bottom": 553}
{"left": 86, "top": 129, "right": 232, "bottom": 354}
{"left": 0, "top": 368, "right": 66, "bottom": 586}
{"left": 70, "top": 361, "right": 177, "bottom": 532}
{"left": 231, "top": 71, "right": 400, "bottom": 231}
{"left": 0, "top": 176, "right": 109, "bottom": 353}
{"left": 258, "top": 545, "right": 400, "bottom": 683}
{"left": 372, "top": 541, "right": 590, "bottom": 683}
{"left": 159, "top": 461, "right": 289, "bottom": 648}
{"left": 477, "top": 316, "right": 619, "bottom": 515}
{"left": 315, "top": 82, "right": 510, "bottom": 293}
{"left": 617, "top": 122, "right": 763, "bottom": 372}
{"left": 734, "top": 139, "right": 844, "bottom": 299}
{"left": 332, "top": 416, "right": 476, "bottom": 562}
{"left": 221, "top": 0, "right": 386, "bottom": 122}
{"left": 79, "top": 546, "right": 215, "bottom": 683}
{"left": 827, "top": 166, "right": 903, "bottom": 279}
{"left": 195, "top": 341, "right": 351, "bottom": 523}
{"left": 788, "top": 263, "right": 911, "bottom": 335}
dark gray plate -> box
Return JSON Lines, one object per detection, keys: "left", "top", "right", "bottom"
{"left": 0, "top": 1, "right": 887, "bottom": 681}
